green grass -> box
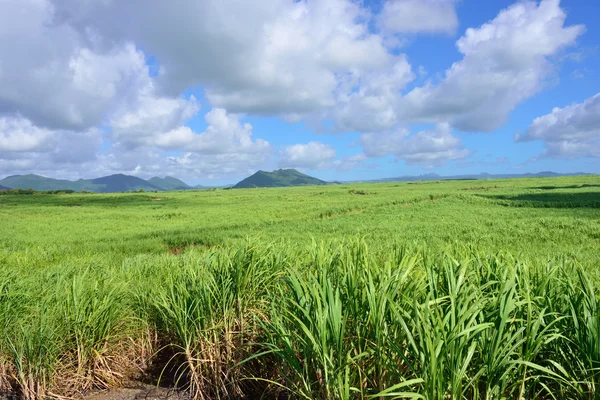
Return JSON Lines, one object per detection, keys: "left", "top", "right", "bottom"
{"left": 0, "top": 176, "right": 599, "bottom": 399}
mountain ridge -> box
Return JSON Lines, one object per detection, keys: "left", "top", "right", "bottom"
{"left": 90, "top": 174, "right": 162, "bottom": 192}
{"left": 233, "top": 169, "right": 327, "bottom": 189}
{"left": 148, "top": 176, "right": 193, "bottom": 191}
{"left": 0, "top": 173, "right": 193, "bottom": 193}
{"left": 0, "top": 171, "right": 595, "bottom": 193}
{"left": 369, "top": 171, "right": 588, "bottom": 183}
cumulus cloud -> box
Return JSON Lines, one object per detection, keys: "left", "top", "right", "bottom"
{"left": 517, "top": 92, "right": 600, "bottom": 157}
{"left": 91, "top": 146, "right": 272, "bottom": 182}
{"left": 360, "top": 124, "right": 470, "bottom": 166}
{"left": 332, "top": 0, "right": 583, "bottom": 134}
{"left": 0, "top": 116, "right": 103, "bottom": 177}
{"left": 0, "top": 0, "right": 590, "bottom": 180}
{"left": 156, "top": 108, "right": 271, "bottom": 155}
{"left": 334, "top": 56, "right": 415, "bottom": 132}
{"left": 279, "top": 142, "right": 337, "bottom": 170}
{"left": 109, "top": 87, "right": 200, "bottom": 149}
{"left": 0, "top": 117, "right": 54, "bottom": 153}
{"left": 396, "top": 0, "right": 584, "bottom": 132}
{"left": 0, "top": 0, "right": 153, "bottom": 131}
{"left": 380, "top": 0, "right": 458, "bottom": 35}
{"left": 0, "top": 0, "right": 276, "bottom": 180}
{"left": 278, "top": 142, "right": 367, "bottom": 171}
{"left": 76, "top": 0, "right": 398, "bottom": 117}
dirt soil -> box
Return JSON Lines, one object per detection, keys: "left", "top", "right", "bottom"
{"left": 84, "top": 384, "right": 188, "bottom": 400}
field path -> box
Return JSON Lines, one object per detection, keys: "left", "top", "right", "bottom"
{"left": 84, "top": 385, "right": 187, "bottom": 400}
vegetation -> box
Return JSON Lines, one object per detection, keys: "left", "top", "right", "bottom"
{"left": 1, "top": 188, "right": 79, "bottom": 196}
{"left": 0, "top": 175, "right": 599, "bottom": 399}
{"left": 233, "top": 168, "right": 327, "bottom": 188}
{"left": 147, "top": 176, "right": 193, "bottom": 191}
{"left": 0, "top": 174, "right": 86, "bottom": 191}
{"left": 0, "top": 174, "right": 170, "bottom": 193}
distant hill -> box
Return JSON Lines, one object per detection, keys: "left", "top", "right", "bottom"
{"left": 0, "top": 174, "right": 87, "bottom": 191}
{"left": 0, "top": 173, "right": 163, "bottom": 193}
{"left": 90, "top": 174, "right": 162, "bottom": 192}
{"left": 148, "top": 176, "right": 193, "bottom": 191}
{"left": 1, "top": 170, "right": 593, "bottom": 192}
{"left": 371, "top": 171, "right": 588, "bottom": 183}
{"left": 234, "top": 169, "right": 327, "bottom": 189}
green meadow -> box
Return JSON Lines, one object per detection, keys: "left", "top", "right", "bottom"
{"left": 1, "top": 176, "right": 600, "bottom": 399}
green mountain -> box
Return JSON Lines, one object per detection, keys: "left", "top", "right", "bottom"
{"left": 233, "top": 169, "right": 327, "bottom": 189}
{"left": 0, "top": 184, "right": 11, "bottom": 190}
{"left": 90, "top": 174, "right": 162, "bottom": 192}
{"left": 0, "top": 174, "right": 86, "bottom": 191}
{"left": 148, "top": 176, "right": 193, "bottom": 191}
{"left": 0, "top": 173, "right": 162, "bottom": 193}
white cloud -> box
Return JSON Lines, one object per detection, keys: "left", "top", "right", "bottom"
{"left": 380, "top": 0, "right": 458, "bottom": 35}
{"left": 0, "top": 0, "right": 153, "bottom": 130}
{"left": 109, "top": 86, "right": 200, "bottom": 149}
{"left": 91, "top": 146, "right": 273, "bottom": 182}
{"left": 279, "top": 142, "right": 337, "bottom": 170}
{"left": 156, "top": 108, "right": 271, "bottom": 154}
{"left": 360, "top": 128, "right": 411, "bottom": 158}
{"left": 334, "top": 0, "right": 584, "bottom": 134}
{"left": 78, "top": 0, "right": 398, "bottom": 118}
{"left": 95, "top": 108, "right": 273, "bottom": 180}
{"left": 396, "top": 0, "right": 584, "bottom": 132}
{"left": 0, "top": 0, "right": 276, "bottom": 180}
{"left": 278, "top": 142, "right": 367, "bottom": 171}
{"left": 517, "top": 92, "right": 600, "bottom": 157}
{"left": 334, "top": 56, "right": 415, "bottom": 132}
{"left": 0, "top": 116, "right": 103, "bottom": 177}
{"left": 0, "top": 108, "right": 271, "bottom": 181}
{"left": 0, "top": 0, "right": 591, "bottom": 180}
{"left": 332, "top": 153, "right": 369, "bottom": 171}
{"left": 0, "top": 117, "right": 53, "bottom": 152}
{"left": 360, "top": 123, "right": 470, "bottom": 166}
{"left": 0, "top": 116, "right": 102, "bottom": 162}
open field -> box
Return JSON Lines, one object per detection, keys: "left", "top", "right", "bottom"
{"left": 1, "top": 176, "right": 600, "bottom": 399}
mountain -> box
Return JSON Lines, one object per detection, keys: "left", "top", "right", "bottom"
{"left": 0, "top": 173, "right": 162, "bottom": 193}
{"left": 90, "top": 174, "right": 162, "bottom": 192}
{"left": 148, "top": 176, "right": 193, "bottom": 191}
{"left": 1, "top": 170, "right": 593, "bottom": 193}
{"left": 373, "top": 171, "right": 587, "bottom": 183}
{"left": 0, "top": 174, "right": 86, "bottom": 191}
{"left": 233, "top": 169, "right": 327, "bottom": 189}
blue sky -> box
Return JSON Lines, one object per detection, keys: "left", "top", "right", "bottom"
{"left": 0, "top": 0, "right": 599, "bottom": 185}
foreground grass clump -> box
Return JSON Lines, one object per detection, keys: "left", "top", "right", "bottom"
{"left": 1, "top": 241, "right": 600, "bottom": 399}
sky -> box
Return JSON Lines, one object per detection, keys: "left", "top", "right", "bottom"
{"left": 0, "top": 0, "right": 599, "bottom": 186}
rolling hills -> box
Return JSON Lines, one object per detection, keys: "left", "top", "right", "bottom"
{"left": 2, "top": 170, "right": 594, "bottom": 193}
{"left": 148, "top": 176, "right": 193, "bottom": 190}
{"left": 373, "top": 171, "right": 587, "bottom": 182}
{"left": 0, "top": 174, "right": 192, "bottom": 193}
{"left": 89, "top": 174, "right": 162, "bottom": 192}
{"left": 233, "top": 169, "right": 327, "bottom": 188}
{"left": 0, "top": 174, "right": 88, "bottom": 191}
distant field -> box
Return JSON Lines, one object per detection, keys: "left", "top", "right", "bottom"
{"left": 1, "top": 176, "right": 600, "bottom": 399}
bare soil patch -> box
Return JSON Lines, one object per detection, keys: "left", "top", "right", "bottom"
{"left": 84, "top": 384, "right": 187, "bottom": 400}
